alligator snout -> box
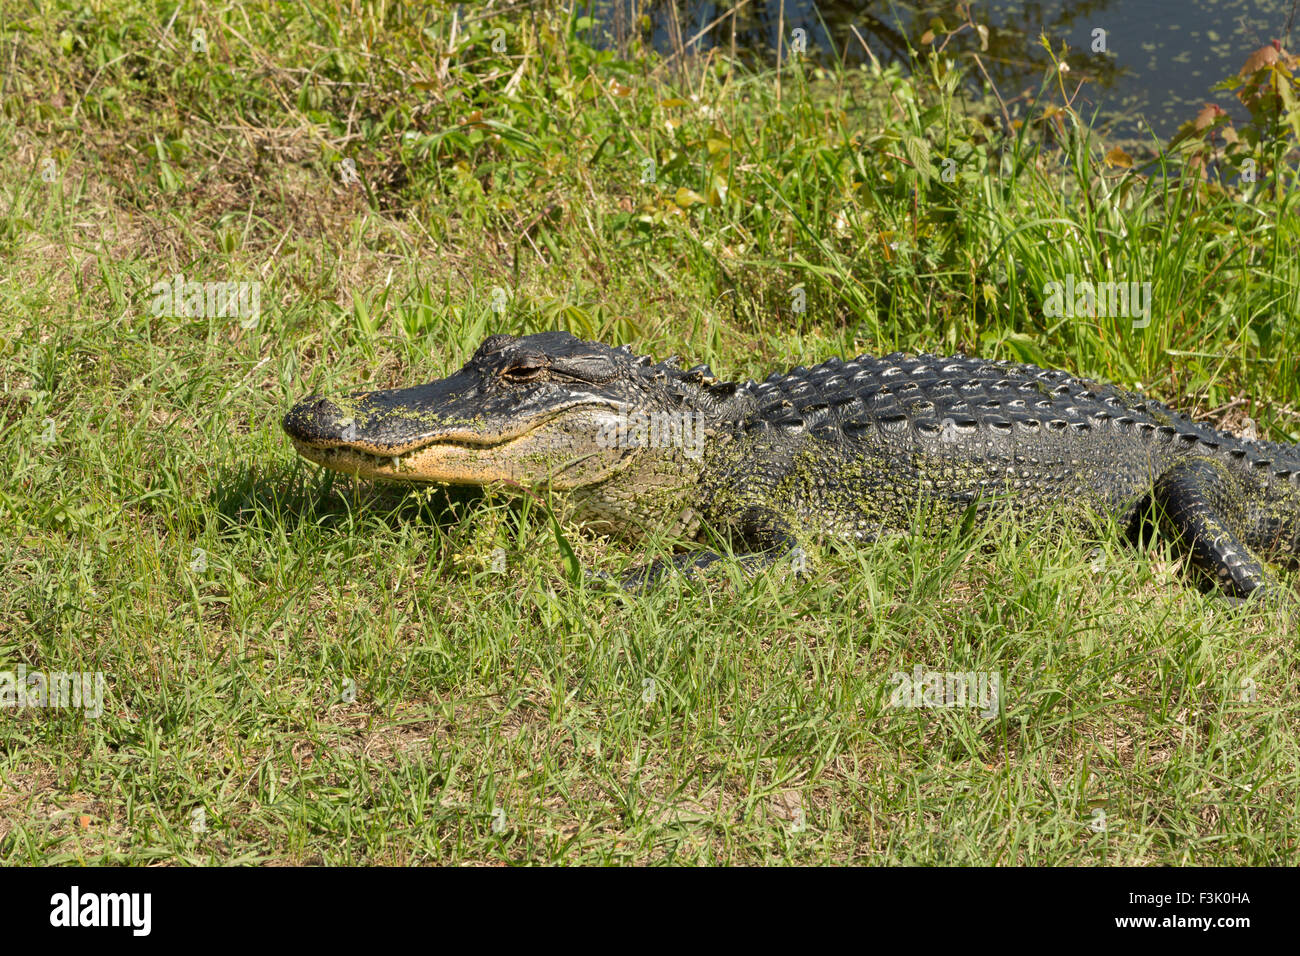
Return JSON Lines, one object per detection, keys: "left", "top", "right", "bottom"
{"left": 282, "top": 395, "right": 350, "bottom": 445}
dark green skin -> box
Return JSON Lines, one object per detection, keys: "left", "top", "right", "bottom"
{"left": 284, "top": 332, "right": 1300, "bottom": 598}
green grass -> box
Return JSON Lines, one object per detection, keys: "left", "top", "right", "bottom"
{"left": 1, "top": 0, "right": 1297, "bottom": 864}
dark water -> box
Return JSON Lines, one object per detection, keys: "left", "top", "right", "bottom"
{"left": 586, "top": 0, "right": 1298, "bottom": 140}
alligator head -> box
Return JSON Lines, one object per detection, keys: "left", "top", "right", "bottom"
{"left": 283, "top": 332, "right": 738, "bottom": 524}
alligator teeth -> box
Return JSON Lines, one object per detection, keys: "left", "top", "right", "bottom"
{"left": 391, "top": 457, "right": 401, "bottom": 470}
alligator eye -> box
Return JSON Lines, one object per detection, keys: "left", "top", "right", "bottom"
{"left": 501, "top": 364, "right": 545, "bottom": 383}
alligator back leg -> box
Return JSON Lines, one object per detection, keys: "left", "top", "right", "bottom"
{"left": 1152, "top": 457, "right": 1289, "bottom": 600}
{"left": 1242, "top": 462, "right": 1300, "bottom": 565}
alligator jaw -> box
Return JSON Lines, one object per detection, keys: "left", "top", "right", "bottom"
{"left": 287, "top": 426, "right": 577, "bottom": 485}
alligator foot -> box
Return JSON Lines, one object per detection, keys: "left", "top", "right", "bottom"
{"left": 595, "top": 532, "right": 806, "bottom": 592}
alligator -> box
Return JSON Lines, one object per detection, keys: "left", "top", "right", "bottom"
{"left": 283, "top": 331, "right": 1300, "bottom": 599}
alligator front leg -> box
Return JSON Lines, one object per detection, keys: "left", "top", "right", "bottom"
{"left": 610, "top": 509, "right": 804, "bottom": 591}
{"left": 1152, "top": 457, "right": 1285, "bottom": 601}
